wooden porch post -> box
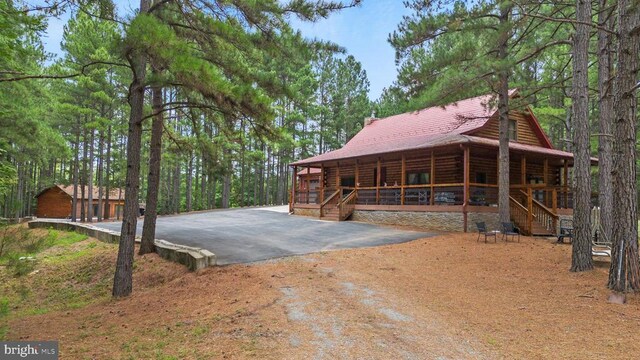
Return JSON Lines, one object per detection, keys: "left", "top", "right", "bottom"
{"left": 496, "top": 151, "right": 500, "bottom": 187}
{"left": 336, "top": 162, "right": 340, "bottom": 191}
{"left": 430, "top": 151, "right": 435, "bottom": 205}
{"left": 320, "top": 164, "right": 324, "bottom": 204}
{"left": 355, "top": 160, "right": 359, "bottom": 189}
{"left": 401, "top": 154, "right": 406, "bottom": 205}
{"left": 521, "top": 155, "right": 527, "bottom": 186}
{"left": 563, "top": 160, "right": 569, "bottom": 207}
{"left": 291, "top": 165, "right": 297, "bottom": 212}
{"left": 527, "top": 187, "right": 533, "bottom": 235}
{"left": 376, "top": 157, "right": 381, "bottom": 205}
{"left": 463, "top": 146, "right": 470, "bottom": 232}
{"left": 552, "top": 187, "right": 558, "bottom": 231}
{"left": 306, "top": 167, "right": 310, "bottom": 204}
{"left": 543, "top": 158, "right": 549, "bottom": 206}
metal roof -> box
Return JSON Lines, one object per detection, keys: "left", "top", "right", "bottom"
{"left": 291, "top": 90, "right": 574, "bottom": 166}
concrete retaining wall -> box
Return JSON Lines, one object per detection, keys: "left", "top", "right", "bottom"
{"left": 28, "top": 220, "right": 215, "bottom": 271}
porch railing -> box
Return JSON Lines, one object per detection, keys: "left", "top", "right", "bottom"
{"left": 339, "top": 190, "right": 357, "bottom": 220}
{"left": 294, "top": 190, "right": 320, "bottom": 204}
{"left": 531, "top": 197, "right": 558, "bottom": 234}
{"left": 293, "top": 184, "right": 574, "bottom": 213}
{"left": 350, "top": 185, "right": 463, "bottom": 206}
{"left": 319, "top": 189, "right": 340, "bottom": 218}
{"left": 510, "top": 196, "right": 530, "bottom": 235}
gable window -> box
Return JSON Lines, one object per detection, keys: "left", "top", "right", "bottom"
{"left": 508, "top": 120, "right": 518, "bottom": 141}
{"left": 406, "top": 172, "right": 430, "bottom": 185}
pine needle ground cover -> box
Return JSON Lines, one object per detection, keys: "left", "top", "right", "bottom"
{"left": 3, "top": 229, "right": 640, "bottom": 359}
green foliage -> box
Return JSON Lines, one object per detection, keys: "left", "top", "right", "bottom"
{"left": 0, "top": 151, "right": 17, "bottom": 197}
{"left": 0, "top": 227, "right": 87, "bottom": 276}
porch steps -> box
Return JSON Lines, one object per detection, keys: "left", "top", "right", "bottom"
{"left": 321, "top": 206, "right": 340, "bottom": 221}
{"left": 512, "top": 218, "right": 554, "bottom": 236}
{"left": 530, "top": 222, "right": 554, "bottom": 236}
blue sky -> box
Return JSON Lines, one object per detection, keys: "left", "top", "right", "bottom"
{"left": 39, "top": 0, "right": 409, "bottom": 100}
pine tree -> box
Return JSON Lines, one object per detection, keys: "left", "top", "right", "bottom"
{"left": 570, "top": 0, "right": 593, "bottom": 272}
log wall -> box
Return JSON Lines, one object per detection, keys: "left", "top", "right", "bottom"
{"left": 473, "top": 112, "right": 544, "bottom": 146}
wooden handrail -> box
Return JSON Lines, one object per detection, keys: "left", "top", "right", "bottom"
{"left": 339, "top": 190, "right": 358, "bottom": 221}
{"left": 509, "top": 196, "right": 528, "bottom": 212}
{"left": 532, "top": 198, "right": 559, "bottom": 219}
{"left": 509, "top": 196, "right": 531, "bottom": 235}
{"left": 320, "top": 189, "right": 341, "bottom": 218}
{"left": 320, "top": 189, "right": 340, "bottom": 207}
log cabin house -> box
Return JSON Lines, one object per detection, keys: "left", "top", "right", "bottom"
{"left": 290, "top": 90, "right": 590, "bottom": 235}
{"left": 35, "top": 184, "right": 126, "bottom": 220}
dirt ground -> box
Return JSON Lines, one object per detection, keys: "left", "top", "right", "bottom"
{"left": 6, "top": 232, "right": 640, "bottom": 359}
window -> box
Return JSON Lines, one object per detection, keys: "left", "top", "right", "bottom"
{"left": 340, "top": 176, "right": 355, "bottom": 188}
{"left": 406, "top": 172, "right": 430, "bottom": 185}
{"left": 508, "top": 120, "right": 518, "bottom": 141}
{"left": 475, "top": 172, "right": 487, "bottom": 184}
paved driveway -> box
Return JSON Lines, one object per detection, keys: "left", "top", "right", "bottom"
{"left": 96, "top": 207, "right": 435, "bottom": 265}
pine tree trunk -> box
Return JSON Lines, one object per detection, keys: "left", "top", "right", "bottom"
{"left": 87, "top": 130, "right": 94, "bottom": 223}
{"left": 173, "top": 162, "right": 180, "bottom": 213}
{"left": 97, "top": 130, "right": 104, "bottom": 222}
{"left": 186, "top": 153, "right": 193, "bottom": 212}
{"left": 140, "top": 85, "right": 163, "bottom": 255}
{"left": 200, "top": 158, "right": 206, "bottom": 209}
{"left": 71, "top": 122, "right": 80, "bottom": 222}
{"left": 211, "top": 177, "right": 217, "bottom": 209}
{"left": 570, "top": 0, "right": 593, "bottom": 272}
{"left": 497, "top": 4, "right": 511, "bottom": 225}
{"left": 104, "top": 125, "right": 112, "bottom": 219}
{"left": 239, "top": 119, "right": 245, "bottom": 207}
{"left": 80, "top": 130, "right": 88, "bottom": 222}
{"left": 113, "top": 0, "right": 150, "bottom": 297}
{"left": 608, "top": 0, "right": 640, "bottom": 291}
{"left": 596, "top": 0, "right": 614, "bottom": 244}
{"left": 14, "top": 163, "right": 22, "bottom": 219}
{"left": 253, "top": 160, "right": 258, "bottom": 207}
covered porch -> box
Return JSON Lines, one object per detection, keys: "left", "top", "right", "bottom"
{"left": 291, "top": 143, "right": 578, "bottom": 235}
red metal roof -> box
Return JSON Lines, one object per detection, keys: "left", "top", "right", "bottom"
{"left": 297, "top": 167, "right": 321, "bottom": 176}
{"left": 291, "top": 90, "right": 571, "bottom": 166}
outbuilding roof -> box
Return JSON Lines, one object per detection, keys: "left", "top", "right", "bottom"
{"left": 35, "top": 184, "right": 125, "bottom": 200}
{"left": 291, "top": 90, "right": 568, "bottom": 166}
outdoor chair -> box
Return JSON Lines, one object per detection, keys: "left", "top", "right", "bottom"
{"left": 476, "top": 222, "right": 498, "bottom": 243}
{"left": 557, "top": 219, "right": 573, "bottom": 243}
{"left": 502, "top": 222, "right": 520, "bottom": 242}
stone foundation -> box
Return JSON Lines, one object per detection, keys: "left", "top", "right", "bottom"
{"left": 294, "top": 208, "right": 320, "bottom": 218}
{"left": 467, "top": 212, "right": 501, "bottom": 233}
{"left": 351, "top": 210, "right": 466, "bottom": 232}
